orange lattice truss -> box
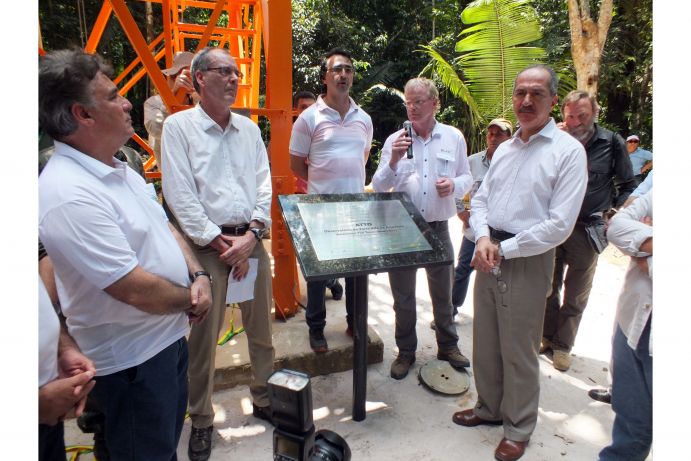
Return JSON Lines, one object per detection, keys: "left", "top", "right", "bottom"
{"left": 39, "top": 0, "right": 300, "bottom": 318}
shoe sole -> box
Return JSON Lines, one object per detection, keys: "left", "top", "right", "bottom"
{"left": 437, "top": 355, "right": 470, "bottom": 369}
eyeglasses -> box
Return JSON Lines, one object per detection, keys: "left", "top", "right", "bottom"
{"left": 403, "top": 98, "right": 431, "bottom": 108}
{"left": 205, "top": 66, "right": 243, "bottom": 79}
{"left": 327, "top": 65, "right": 354, "bottom": 75}
{"left": 491, "top": 266, "right": 508, "bottom": 294}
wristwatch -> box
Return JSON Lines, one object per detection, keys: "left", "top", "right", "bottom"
{"left": 191, "top": 270, "right": 212, "bottom": 284}
{"left": 249, "top": 227, "right": 265, "bottom": 242}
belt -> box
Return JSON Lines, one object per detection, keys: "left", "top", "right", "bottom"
{"left": 489, "top": 226, "right": 515, "bottom": 242}
{"left": 221, "top": 224, "right": 250, "bottom": 235}
{"left": 427, "top": 221, "right": 448, "bottom": 230}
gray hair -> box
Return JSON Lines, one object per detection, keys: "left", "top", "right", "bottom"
{"left": 515, "top": 64, "right": 558, "bottom": 96}
{"left": 404, "top": 77, "right": 441, "bottom": 113}
{"left": 560, "top": 89, "right": 600, "bottom": 117}
{"left": 39, "top": 49, "right": 112, "bottom": 140}
{"left": 190, "top": 47, "right": 220, "bottom": 93}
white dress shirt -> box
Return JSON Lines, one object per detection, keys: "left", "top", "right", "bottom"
{"left": 607, "top": 191, "right": 653, "bottom": 354}
{"left": 39, "top": 276, "right": 59, "bottom": 387}
{"left": 470, "top": 118, "right": 587, "bottom": 259}
{"left": 371, "top": 121, "right": 472, "bottom": 222}
{"left": 39, "top": 142, "right": 190, "bottom": 376}
{"left": 161, "top": 105, "right": 272, "bottom": 246}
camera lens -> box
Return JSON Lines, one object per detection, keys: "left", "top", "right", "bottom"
{"left": 310, "top": 430, "right": 350, "bottom": 461}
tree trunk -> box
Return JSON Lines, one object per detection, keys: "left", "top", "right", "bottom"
{"left": 566, "top": 0, "right": 613, "bottom": 97}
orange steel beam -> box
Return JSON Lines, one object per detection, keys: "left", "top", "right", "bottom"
{"left": 113, "top": 38, "right": 165, "bottom": 86}
{"left": 264, "top": 0, "right": 299, "bottom": 318}
{"left": 161, "top": 0, "right": 174, "bottom": 67}
{"left": 85, "top": 2, "right": 113, "bottom": 53}
{"left": 193, "top": 0, "right": 226, "bottom": 51}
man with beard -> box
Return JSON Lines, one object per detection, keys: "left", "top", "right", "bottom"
{"left": 161, "top": 47, "right": 275, "bottom": 461}
{"left": 541, "top": 90, "right": 636, "bottom": 371}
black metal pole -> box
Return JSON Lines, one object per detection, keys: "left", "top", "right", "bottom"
{"left": 352, "top": 274, "right": 368, "bottom": 421}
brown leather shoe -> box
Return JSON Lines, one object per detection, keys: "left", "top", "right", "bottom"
{"left": 451, "top": 409, "right": 502, "bottom": 427}
{"left": 494, "top": 438, "right": 528, "bottom": 461}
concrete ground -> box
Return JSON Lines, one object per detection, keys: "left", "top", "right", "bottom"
{"left": 64, "top": 217, "right": 644, "bottom": 460}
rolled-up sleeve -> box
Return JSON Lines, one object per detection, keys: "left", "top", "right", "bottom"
{"left": 608, "top": 191, "right": 653, "bottom": 257}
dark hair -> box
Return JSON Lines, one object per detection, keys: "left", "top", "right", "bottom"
{"left": 190, "top": 47, "right": 219, "bottom": 93}
{"left": 39, "top": 48, "right": 113, "bottom": 140}
{"left": 319, "top": 48, "right": 353, "bottom": 94}
{"left": 293, "top": 90, "right": 317, "bottom": 108}
{"left": 515, "top": 64, "right": 558, "bottom": 96}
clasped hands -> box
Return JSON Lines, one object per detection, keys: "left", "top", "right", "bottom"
{"left": 470, "top": 236, "right": 501, "bottom": 273}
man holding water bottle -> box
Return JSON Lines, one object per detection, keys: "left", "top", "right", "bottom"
{"left": 372, "top": 77, "right": 473, "bottom": 380}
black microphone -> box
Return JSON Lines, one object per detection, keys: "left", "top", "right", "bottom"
{"left": 403, "top": 121, "right": 414, "bottom": 159}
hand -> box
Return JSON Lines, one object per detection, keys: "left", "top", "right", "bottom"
{"left": 457, "top": 210, "right": 470, "bottom": 227}
{"left": 218, "top": 234, "right": 256, "bottom": 267}
{"left": 231, "top": 259, "right": 250, "bottom": 281}
{"left": 556, "top": 121, "right": 567, "bottom": 131}
{"left": 389, "top": 132, "right": 412, "bottom": 168}
{"left": 640, "top": 216, "right": 652, "bottom": 227}
{"left": 38, "top": 370, "right": 96, "bottom": 426}
{"left": 173, "top": 68, "right": 195, "bottom": 94}
{"left": 470, "top": 237, "right": 500, "bottom": 273}
{"left": 435, "top": 177, "right": 455, "bottom": 197}
{"left": 58, "top": 348, "right": 95, "bottom": 379}
{"left": 187, "top": 276, "right": 212, "bottom": 324}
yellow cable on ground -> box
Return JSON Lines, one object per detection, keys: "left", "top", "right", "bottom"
{"left": 217, "top": 303, "right": 246, "bottom": 346}
{"left": 65, "top": 444, "right": 93, "bottom": 460}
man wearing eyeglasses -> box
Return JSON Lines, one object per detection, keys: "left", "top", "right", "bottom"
{"left": 161, "top": 47, "right": 275, "bottom": 461}
{"left": 456, "top": 65, "right": 587, "bottom": 461}
{"left": 625, "top": 134, "right": 653, "bottom": 185}
{"left": 290, "top": 48, "right": 373, "bottom": 353}
{"left": 372, "top": 77, "right": 473, "bottom": 380}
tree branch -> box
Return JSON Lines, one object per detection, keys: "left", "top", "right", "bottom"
{"left": 597, "top": 0, "right": 614, "bottom": 54}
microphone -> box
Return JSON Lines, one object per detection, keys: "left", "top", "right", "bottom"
{"left": 403, "top": 121, "right": 414, "bottom": 159}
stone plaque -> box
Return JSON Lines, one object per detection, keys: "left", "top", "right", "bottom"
{"left": 278, "top": 193, "right": 452, "bottom": 281}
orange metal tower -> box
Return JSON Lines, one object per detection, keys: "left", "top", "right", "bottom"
{"left": 40, "top": 0, "right": 300, "bottom": 318}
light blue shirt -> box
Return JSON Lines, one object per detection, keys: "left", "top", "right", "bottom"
{"left": 631, "top": 171, "right": 652, "bottom": 197}
{"left": 629, "top": 147, "right": 652, "bottom": 175}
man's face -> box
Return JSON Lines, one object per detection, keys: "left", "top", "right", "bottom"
{"left": 627, "top": 139, "right": 639, "bottom": 153}
{"left": 296, "top": 97, "right": 316, "bottom": 115}
{"left": 196, "top": 50, "right": 239, "bottom": 106}
{"left": 563, "top": 98, "right": 596, "bottom": 145}
{"left": 512, "top": 68, "right": 557, "bottom": 136}
{"left": 486, "top": 125, "right": 511, "bottom": 155}
{"left": 86, "top": 72, "right": 134, "bottom": 146}
{"left": 404, "top": 85, "right": 437, "bottom": 126}
{"left": 322, "top": 54, "right": 354, "bottom": 96}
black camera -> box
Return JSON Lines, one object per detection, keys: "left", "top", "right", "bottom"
{"left": 268, "top": 369, "right": 351, "bottom": 461}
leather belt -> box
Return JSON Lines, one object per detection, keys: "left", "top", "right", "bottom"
{"left": 221, "top": 224, "right": 250, "bottom": 235}
{"left": 489, "top": 226, "right": 515, "bottom": 242}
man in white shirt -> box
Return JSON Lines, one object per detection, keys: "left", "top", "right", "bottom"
{"left": 452, "top": 65, "right": 587, "bottom": 461}
{"left": 161, "top": 47, "right": 275, "bottom": 461}
{"left": 598, "top": 191, "right": 652, "bottom": 461}
{"left": 39, "top": 48, "right": 211, "bottom": 460}
{"left": 290, "top": 48, "right": 373, "bottom": 353}
{"left": 372, "top": 77, "right": 473, "bottom": 379}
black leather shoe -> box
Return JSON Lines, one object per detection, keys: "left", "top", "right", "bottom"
{"left": 252, "top": 404, "right": 275, "bottom": 426}
{"left": 588, "top": 388, "right": 612, "bottom": 404}
{"left": 188, "top": 425, "right": 213, "bottom": 461}
{"left": 329, "top": 280, "right": 344, "bottom": 300}
{"left": 309, "top": 330, "right": 328, "bottom": 353}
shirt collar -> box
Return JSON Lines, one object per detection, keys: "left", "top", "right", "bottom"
{"left": 315, "top": 95, "right": 360, "bottom": 116}
{"left": 53, "top": 141, "right": 127, "bottom": 179}
{"left": 195, "top": 104, "right": 238, "bottom": 133}
{"left": 514, "top": 117, "right": 557, "bottom": 143}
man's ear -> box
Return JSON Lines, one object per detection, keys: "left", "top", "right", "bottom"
{"left": 71, "top": 103, "right": 93, "bottom": 125}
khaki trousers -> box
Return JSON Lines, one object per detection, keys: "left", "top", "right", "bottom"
{"left": 472, "top": 249, "right": 555, "bottom": 441}
{"left": 187, "top": 240, "right": 275, "bottom": 429}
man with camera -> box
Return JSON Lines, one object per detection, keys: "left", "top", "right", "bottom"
{"left": 161, "top": 47, "right": 275, "bottom": 461}
{"left": 371, "top": 77, "right": 473, "bottom": 380}
{"left": 541, "top": 90, "right": 636, "bottom": 372}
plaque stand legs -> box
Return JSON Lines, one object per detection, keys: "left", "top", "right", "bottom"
{"left": 352, "top": 274, "right": 368, "bottom": 421}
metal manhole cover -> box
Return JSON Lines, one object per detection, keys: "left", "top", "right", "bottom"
{"left": 418, "top": 359, "right": 470, "bottom": 395}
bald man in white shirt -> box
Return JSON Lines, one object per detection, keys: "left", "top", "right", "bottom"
{"left": 452, "top": 65, "right": 587, "bottom": 461}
